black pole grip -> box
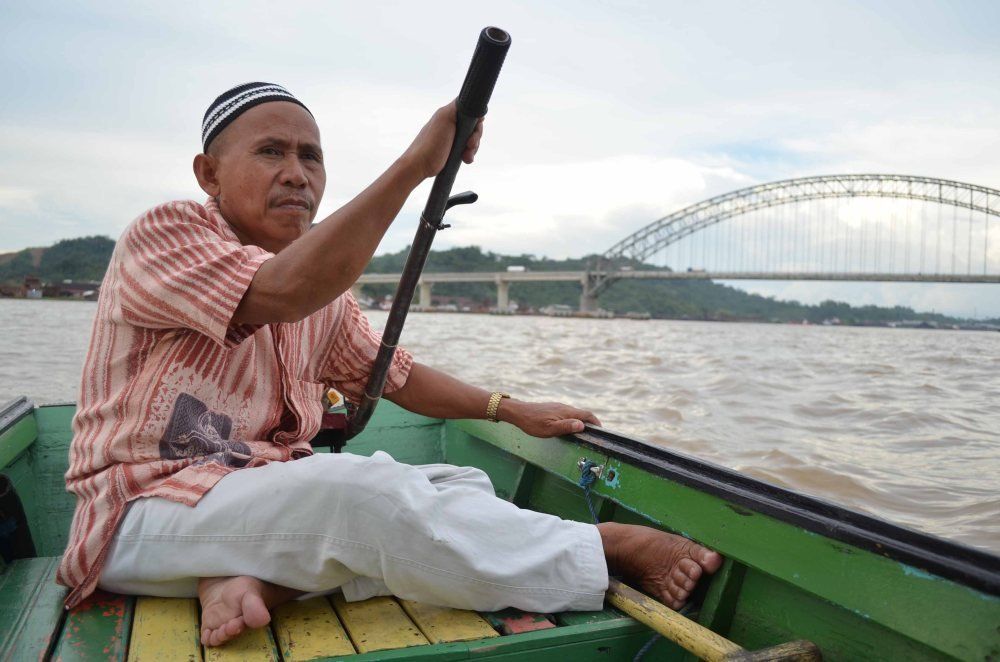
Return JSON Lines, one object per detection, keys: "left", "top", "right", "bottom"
{"left": 457, "top": 27, "right": 511, "bottom": 119}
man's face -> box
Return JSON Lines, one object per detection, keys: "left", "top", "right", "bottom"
{"left": 200, "top": 102, "right": 326, "bottom": 253}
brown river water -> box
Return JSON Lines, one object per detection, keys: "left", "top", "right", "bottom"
{"left": 1, "top": 299, "right": 997, "bottom": 552}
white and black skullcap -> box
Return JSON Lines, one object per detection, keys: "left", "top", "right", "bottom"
{"left": 201, "top": 82, "right": 312, "bottom": 151}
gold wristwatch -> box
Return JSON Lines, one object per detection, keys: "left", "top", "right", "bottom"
{"left": 486, "top": 392, "right": 511, "bottom": 422}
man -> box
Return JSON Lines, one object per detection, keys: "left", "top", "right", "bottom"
{"left": 60, "top": 82, "right": 721, "bottom": 647}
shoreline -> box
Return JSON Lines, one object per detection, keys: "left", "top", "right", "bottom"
{"left": 4, "top": 296, "right": 997, "bottom": 332}
{"left": 374, "top": 307, "right": 1000, "bottom": 332}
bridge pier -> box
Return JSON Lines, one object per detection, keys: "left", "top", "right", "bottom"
{"left": 496, "top": 280, "right": 510, "bottom": 312}
{"left": 418, "top": 281, "right": 433, "bottom": 309}
{"left": 580, "top": 276, "right": 599, "bottom": 312}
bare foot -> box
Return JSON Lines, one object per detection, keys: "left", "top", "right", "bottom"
{"left": 598, "top": 522, "right": 723, "bottom": 610}
{"left": 198, "top": 576, "right": 302, "bottom": 647}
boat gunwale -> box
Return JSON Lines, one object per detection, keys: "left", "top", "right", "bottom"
{"left": 573, "top": 423, "right": 1000, "bottom": 596}
{"left": 0, "top": 398, "right": 33, "bottom": 437}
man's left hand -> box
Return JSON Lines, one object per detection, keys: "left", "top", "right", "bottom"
{"left": 499, "top": 399, "right": 602, "bottom": 438}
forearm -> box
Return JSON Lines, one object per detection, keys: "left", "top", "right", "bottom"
{"left": 236, "top": 157, "right": 424, "bottom": 324}
{"left": 382, "top": 362, "right": 601, "bottom": 439}
{"left": 384, "top": 362, "right": 504, "bottom": 422}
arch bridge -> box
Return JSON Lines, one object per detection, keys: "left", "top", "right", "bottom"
{"left": 581, "top": 174, "right": 1000, "bottom": 310}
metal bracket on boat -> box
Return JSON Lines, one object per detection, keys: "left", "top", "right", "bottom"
{"left": 577, "top": 457, "right": 603, "bottom": 479}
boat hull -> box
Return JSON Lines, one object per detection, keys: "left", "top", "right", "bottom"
{"left": 1, "top": 398, "right": 998, "bottom": 660}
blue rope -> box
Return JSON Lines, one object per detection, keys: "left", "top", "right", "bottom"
{"left": 632, "top": 633, "right": 661, "bottom": 661}
{"left": 631, "top": 605, "right": 694, "bottom": 661}
{"left": 577, "top": 459, "right": 602, "bottom": 524}
{"left": 577, "top": 460, "right": 663, "bottom": 661}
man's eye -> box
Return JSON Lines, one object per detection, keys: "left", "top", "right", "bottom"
{"left": 303, "top": 152, "right": 322, "bottom": 162}
{"left": 261, "top": 147, "right": 282, "bottom": 156}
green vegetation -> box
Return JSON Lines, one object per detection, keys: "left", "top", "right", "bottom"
{"left": 0, "top": 236, "right": 114, "bottom": 283}
{"left": 0, "top": 237, "right": 988, "bottom": 325}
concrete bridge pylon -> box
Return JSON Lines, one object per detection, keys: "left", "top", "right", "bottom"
{"left": 580, "top": 274, "right": 599, "bottom": 312}
{"left": 418, "top": 281, "right": 433, "bottom": 309}
{"left": 495, "top": 278, "right": 510, "bottom": 312}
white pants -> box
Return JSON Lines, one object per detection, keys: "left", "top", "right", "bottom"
{"left": 99, "top": 452, "right": 609, "bottom": 612}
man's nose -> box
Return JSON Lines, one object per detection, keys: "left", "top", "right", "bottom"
{"left": 280, "top": 156, "right": 308, "bottom": 188}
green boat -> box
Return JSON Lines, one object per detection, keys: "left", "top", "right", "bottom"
{"left": 1, "top": 396, "right": 998, "bottom": 660}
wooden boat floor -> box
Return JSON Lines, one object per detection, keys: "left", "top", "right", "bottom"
{"left": 3, "top": 557, "right": 641, "bottom": 661}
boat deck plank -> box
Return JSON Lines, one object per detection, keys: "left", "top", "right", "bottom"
{"left": 555, "top": 607, "right": 627, "bottom": 627}
{"left": 483, "top": 608, "right": 556, "bottom": 635}
{"left": 272, "top": 596, "right": 356, "bottom": 660}
{"left": 204, "top": 623, "right": 279, "bottom": 661}
{"left": 127, "top": 597, "right": 200, "bottom": 662}
{"left": 51, "top": 590, "right": 134, "bottom": 661}
{"left": 3, "top": 555, "right": 640, "bottom": 661}
{"left": 331, "top": 594, "right": 429, "bottom": 653}
{"left": 399, "top": 599, "right": 499, "bottom": 644}
{"left": 0, "top": 556, "right": 66, "bottom": 661}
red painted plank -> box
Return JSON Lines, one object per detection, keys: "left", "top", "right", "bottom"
{"left": 483, "top": 609, "right": 556, "bottom": 635}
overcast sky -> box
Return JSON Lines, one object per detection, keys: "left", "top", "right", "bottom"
{"left": 2, "top": 1, "right": 999, "bottom": 316}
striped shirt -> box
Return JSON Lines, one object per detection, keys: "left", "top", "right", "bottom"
{"left": 58, "top": 199, "right": 413, "bottom": 608}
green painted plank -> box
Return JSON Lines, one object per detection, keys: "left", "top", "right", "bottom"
{"left": 510, "top": 463, "right": 538, "bottom": 507}
{"left": 554, "top": 607, "right": 627, "bottom": 627}
{"left": 347, "top": 401, "right": 444, "bottom": 465}
{"left": 0, "top": 556, "right": 67, "bottom": 660}
{"left": 320, "top": 618, "right": 654, "bottom": 661}
{"left": 696, "top": 558, "right": 746, "bottom": 635}
{"left": 443, "top": 433, "right": 530, "bottom": 502}
{"left": 347, "top": 423, "right": 443, "bottom": 465}
{"left": 449, "top": 419, "right": 1000, "bottom": 660}
{"left": 51, "top": 590, "right": 134, "bottom": 661}
{"left": 0, "top": 412, "right": 37, "bottom": 470}
{"left": 729, "top": 568, "right": 950, "bottom": 661}
{"left": 31, "top": 405, "right": 79, "bottom": 556}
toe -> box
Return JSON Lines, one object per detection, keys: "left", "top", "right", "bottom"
{"left": 698, "top": 548, "right": 723, "bottom": 572}
{"left": 225, "top": 617, "right": 245, "bottom": 637}
{"left": 671, "top": 567, "right": 695, "bottom": 591}
{"left": 242, "top": 592, "right": 271, "bottom": 629}
{"left": 678, "top": 557, "right": 703, "bottom": 581}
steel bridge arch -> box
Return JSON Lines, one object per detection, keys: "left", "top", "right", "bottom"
{"left": 600, "top": 174, "right": 1000, "bottom": 267}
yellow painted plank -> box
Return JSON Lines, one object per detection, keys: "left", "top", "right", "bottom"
{"left": 399, "top": 600, "right": 499, "bottom": 644}
{"left": 331, "top": 594, "right": 429, "bottom": 653}
{"left": 272, "top": 596, "right": 356, "bottom": 660}
{"left": 127, "top": 597, "right": 201, "bottom": 662}
{"left": 204, "top": 623, "right": 279, "bottom": 661}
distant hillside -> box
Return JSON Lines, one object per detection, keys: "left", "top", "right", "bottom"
{"left": 0, "top": 236, "right": 115, "bottom": 283}
{"left": 0, "top": 236, "right": 985, "bottom": 325}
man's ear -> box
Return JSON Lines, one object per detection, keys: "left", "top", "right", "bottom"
{"left": 193, "top": 153, "right": 221, "bottom": 197}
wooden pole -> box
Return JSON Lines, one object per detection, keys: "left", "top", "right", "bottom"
{"left": 606, "top": 578, "right": 744, "bottom": 661}
{"left": 606, "top": 579, "right": 822, "bottom": 661}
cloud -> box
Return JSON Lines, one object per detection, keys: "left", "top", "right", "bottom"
{"left": 0, "top": 124, "right": 199, "bottom": 250}
{"left": 2, "top": 0, "right": 999, "bottom": 315}
{"left": 428, "top": 155, "right": 749, "bottom": 258}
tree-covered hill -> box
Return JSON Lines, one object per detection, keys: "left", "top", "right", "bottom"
{"left": 0, "top": 236, "right": 115, "bottom": 283}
